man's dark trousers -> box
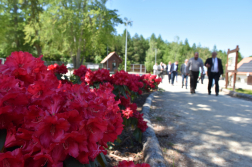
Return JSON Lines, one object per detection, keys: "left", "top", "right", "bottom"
{"left": 208, "top": 72, "right": 219, "bottom": 94}
{"left": 182, "top": 74, "right": 188, "bottom": 88}
{"left": 201, "top": 74, "right": 205, "bottom": 84}
{"left": 171, "top": 71, "right": 177, "bottom": 85}
{"left": 190, "top": 71, "right": 199, "bottom": 91}
{"left": 168, "top": 73, "right": 171, "bottom": 83}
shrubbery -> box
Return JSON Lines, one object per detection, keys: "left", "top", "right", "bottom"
{"left": 0, "top": 51, "right": 161, "bottom": 167}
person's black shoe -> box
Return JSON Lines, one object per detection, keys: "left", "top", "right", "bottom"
{"left": 182, "top": 84, "right": 184, "bottom": 88}
{"left": 216, "top": 93, "right": 219, "bottom": 96}
{"left": 208, "top": 92, "right": 211, "bottom": 95}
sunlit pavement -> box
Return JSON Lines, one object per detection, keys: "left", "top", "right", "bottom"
{"left": 156, "top": 75, "right": 252, "bottom": 166}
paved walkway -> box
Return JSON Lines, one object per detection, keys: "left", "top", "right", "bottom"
{"left": 152, "top": 76, "right": 252, "bottom": 166}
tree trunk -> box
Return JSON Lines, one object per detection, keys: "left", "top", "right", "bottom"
{"left": 13, "top": 0, "right": 19, "bottom": 48}
{"left": 35, "top": 44, "right": 42, "bottom": 56}
{"left": 75, "top": 30, "right": 83, "bottom": 69}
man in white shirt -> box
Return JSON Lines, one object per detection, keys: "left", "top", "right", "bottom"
{"left": 166, "top": 61, "right": 172, "bottom": 84}
{"left": 199, "top": 66, "right": 207, "bottom": 84}
{"left": 153, "top": 63, "right": 158, "bottom": 75}
{"left": 170, "top": 61, "right": 178, "bottom": 86}
{"left": 205, "top": 52, "right": 223, "bottom": 96}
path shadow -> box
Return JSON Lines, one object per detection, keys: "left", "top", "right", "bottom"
{"left": 150, "top": 89, "right": 252, "bottom": 167}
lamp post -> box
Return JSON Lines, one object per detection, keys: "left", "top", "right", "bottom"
{"left": 124, "top": 20, "right": 132, "bottom": 72}
{"left": 155, "top": 48, "right": 157, "bottom": 64}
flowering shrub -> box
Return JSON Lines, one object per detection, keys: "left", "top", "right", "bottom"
{"left": 0, "top": 51, "right": 161, "bottom": 167}
{"left": 0, "top": 52, "right": 123, "bottom": 166}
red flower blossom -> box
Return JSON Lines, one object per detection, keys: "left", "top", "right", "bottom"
{"left": 73, "top": 65, "right": 88, "bottom": 78}
{"left": 0, "top": 149, "right": 24, "bottom": 167}
{"left": 48, "top": 64, "right": 68, "bottom": 74}
{"left": 122, "top": 107, "right": 134, "bottom": 119}
{"left": 35, "top": 115, "right": 70, "bottom": 149}
{"left": 0, "top": 51, "right": 47, "bottom": 86}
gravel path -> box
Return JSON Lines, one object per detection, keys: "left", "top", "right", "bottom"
{"left": 150, "top": 76, "right": 252, "bottom": 167}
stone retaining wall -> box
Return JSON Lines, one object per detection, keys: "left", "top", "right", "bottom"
{"left": 141, "top": 92, "right": 167, "bottom": 167}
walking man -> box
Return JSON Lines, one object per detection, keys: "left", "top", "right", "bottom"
{"left": 180, "top": 59, "right": 188, "bottom": 89}
{"left": 153, "top": 63, "right": 158, "bottom": 75}
{"left": 159, "top": 62, "right": 165, "bottom": 79}
{"left": 186, "top": 52, "right": 204, "bottom": 94}
{"left": 199, "top": 66, "right": 207, "bottom": 84}
{"left": 170, "top": 61, "right": 178, "bottom": 86}
{"left": 205, "top": 52, "right": 223, "bottom": 96}
{"left": 166, "top": 61, "right": 172, "bottom": 84}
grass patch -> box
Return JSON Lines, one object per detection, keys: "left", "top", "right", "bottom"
{"left": 156, "top": 116, "right": 164, "bottom": 121}
{"left": 167, "top": 142, "right": 174, "bottom": 147}
{"left": 228, "top": 88, "right": 252, "bottom": 95}
{"left": 158, "top": 88, "right": 165, "bottom": 92}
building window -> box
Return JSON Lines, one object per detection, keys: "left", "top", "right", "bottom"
{"left": 112, "top": 60, "right": 116, "bottom": 70}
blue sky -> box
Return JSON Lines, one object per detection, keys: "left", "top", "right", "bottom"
{"left": 106, "top": 0, "right": 252, "bottom": 58}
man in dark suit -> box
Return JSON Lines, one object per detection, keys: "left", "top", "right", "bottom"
{"left": 205, "top": 52, "right": 223, "bottom": 96}
{"left": 166, "top": 61, "right": 172, "bottom": 84}
{"left": 170, "top": 61, "right": 178, "bottom": 86}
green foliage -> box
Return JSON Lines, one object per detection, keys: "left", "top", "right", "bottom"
{"left": 0, "top": 0, "right": 242, "bottom": 71}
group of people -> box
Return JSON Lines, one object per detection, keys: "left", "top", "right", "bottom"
{"left": 153, "top": 61, "right": 179, "bottom": 86}
{"left": 153, "top": 51, "right": 223, "bottom": 96}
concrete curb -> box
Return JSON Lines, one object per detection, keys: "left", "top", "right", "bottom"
{"left": 142, "top": 91, "right": 167, "bottom": 167}
{"left": 221, "top": 88, "right": 252, "bottom": 101}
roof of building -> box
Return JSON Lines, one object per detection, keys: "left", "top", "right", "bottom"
{"left": 100, "top": 52, "right": 122, "bottom": 64}
{"left": 237, "top": 57, "right": 252, "bottom": 75}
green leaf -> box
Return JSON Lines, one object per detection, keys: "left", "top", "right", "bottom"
{"left": 0, "top": 129, "right": 6, "bottom": 152}
{"left": 96, "top": 153, "right": 107, "bottom": 167}
{"left": 133, "top": 128, "right": 140, "bottom": 142}
{"left": 89, "top": 161, "right": 96, "bottom": 167}
{"left": 139, "top": 131, "right": 143, "bottom": 143}
{"left": 84, "top": 163, "right": 91, "bottom": 167}
{"left": 64, "top": 156, "right": 85, "bottom": 167}
{"left": 116, "top": 137, "right": 122, "bottom": 144}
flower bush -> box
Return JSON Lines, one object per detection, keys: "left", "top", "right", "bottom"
{"left": 0, "top": 51, "right": 161, "bottom": 167}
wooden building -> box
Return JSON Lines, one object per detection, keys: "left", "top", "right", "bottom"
{"left": 101, "top": 52, "right": 122, "bottom": 72}
{"left": 230, "top": 57, "right": 252, "bottom": 85}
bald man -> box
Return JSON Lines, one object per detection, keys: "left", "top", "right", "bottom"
{"left": 186, "top": 52, "right": 204, "bottom": 94}
{"left": 205, "top": 52, "right": 223, "bottom": 96}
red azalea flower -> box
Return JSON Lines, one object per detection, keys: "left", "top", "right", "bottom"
{"left": 40, "top": 93, "right": 67, "bottom": 115}
{"left": 0, "top": 51, "right": 47, "bottom": 86}
{"left": 48, "top": 64, "right": 68, "bottom": 75}
{"left": 62, "top": 131, "right": 88, "bottom": 158}
{"left": 115, "top": 160, "right": 135, "bottom": 167}
{"left": 84, "top": 69, "right": 94, "bottom": 85}
{"left": 80, "top": 117, "right": 107, "bottom": 143}
{"left": 122, "top": 107, "right": 134, "bottom": 119}
{"left": 100, "top": 111, "right": 123, "bottom": 146}
{"left": 0, "top": 148, "right": 24, "bottom": 167}
{"left": 24, "top": 152, "right": 53, "bottom": 167}
{"left": 119, "top": 95, "right": 130, "bottom": 107}
{"left": 88, "top": 143, "right": 107, "bottom": 161}
{"left": 35, "top": 115, "right": 70, "bottom": 149}
{"left": 73, "top": 65, "right": 88, "bottom": 78}
{"left": 137, "top": 119, "right": 148, "bottom": 132}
